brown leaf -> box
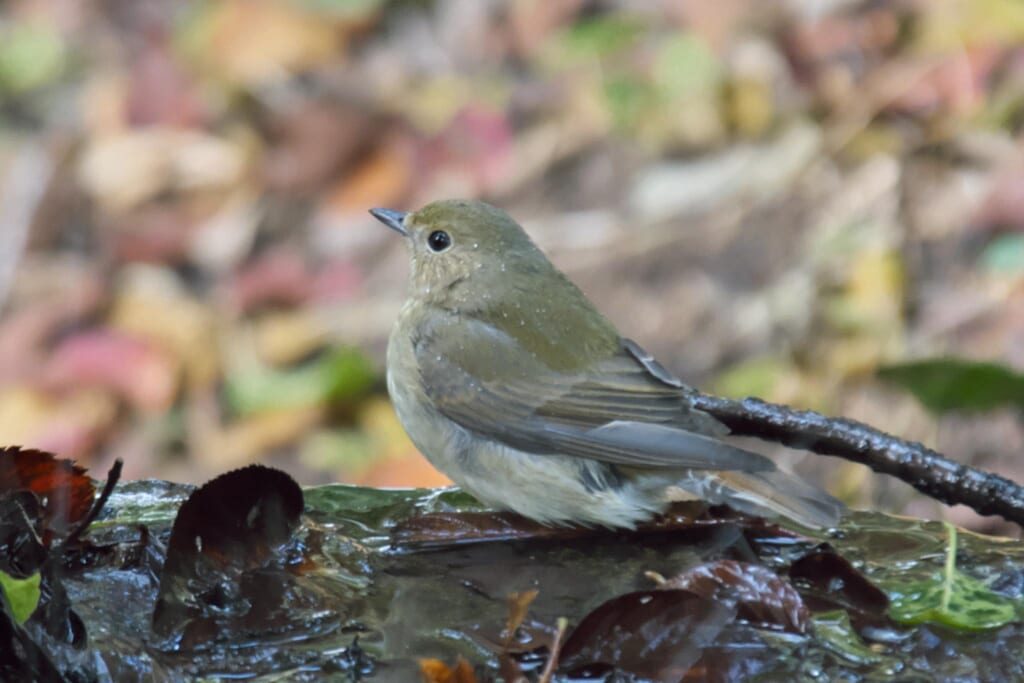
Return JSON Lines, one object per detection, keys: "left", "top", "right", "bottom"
{"left": 653, "top": 559, "right": 809, "bottom": 634}
{"left": 789, "top": 548, "right": 890, "bottom": 634}
{"left": 0, "top": 447, "right": 95, "bottom": 539}
{"left": 191, "top": 0, "right": 347, "bottom": 86}
{"left": 419, "top": 656, "right": 477, "bottom": 683}
{"left": 227, "top": 247, "right": 313, "bottom": 314}
{"left": 125, "top": 27, "right": 206, "bottom": 128}
{"left": 152, "top": 465, "right": 304, "bottom": 641}
{"left": 560, "top": 589, "right": 735, "bottom": 683}
{"left": 503, "top": 589, "right": 539, "bottom": 650}
{"left": 325, "top": 137, "right": 414, "bottom": 214}
{"left": 41, "top": 329, "right": 180, "bottom": 413}
{"left": 262, "top": 101, "right": 378, "bottom": 195}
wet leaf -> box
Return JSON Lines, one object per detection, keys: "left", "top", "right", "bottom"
{"left": 152, "top": 465, "right": 304, "bottom": 642}
{"left": 419, "top": 656, "right": 477, "bottom": 683}
{"left": 812, "top": 611, "right": 887, "bottom": 667}
{"left": 503, "top": 589, "right": 539, "bottom": 649}
{"left": 790, "top": 549, "right": 889, "bottom": 617}
{"left": 655, "top": 560, "right": 809, "bottom": 634}
{"left": 0, "top": 447, "right": 95, "bottom": 538}
{"left": 877, "top": 357, "right": 1024, "bottom": 414}
{"left": 0, "top": 571, "right": 40, "bottom": 624}
{"left": 560, "top": 589, "right": 735, "bottom": 683}
{"left": 885, "top": 523, "right": 1018, "bottom": 630}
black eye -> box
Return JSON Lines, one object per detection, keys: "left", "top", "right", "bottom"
{"left": 427, "top": 230, "right": 452, "bottom": 252}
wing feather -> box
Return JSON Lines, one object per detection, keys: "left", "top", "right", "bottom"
{"left": 414, "top": 315, "right": 769, "bottom": 472}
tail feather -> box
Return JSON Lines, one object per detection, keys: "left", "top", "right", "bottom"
{"left": 678, "top": 468, "right": 844, "bottom": 528}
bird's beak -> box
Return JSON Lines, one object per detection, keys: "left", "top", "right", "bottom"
{"left": 369, "top": 208, "right": 409, "bottom": 236}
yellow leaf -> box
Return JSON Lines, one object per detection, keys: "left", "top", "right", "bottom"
{"left": 109, "top": 287, "right": 220, "bottom": 390}
{"left": 253, "top": 310, "right": 328, "bottom": 366}
{"left": 419, "top": 656, "right": 477, "bottom": 683}
{"left": 184, "top": 0, "right": 344, "bottom": 87}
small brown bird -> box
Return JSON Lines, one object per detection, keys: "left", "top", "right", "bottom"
{"left": 371, "top": 200, "right": 842, "bottom": 528}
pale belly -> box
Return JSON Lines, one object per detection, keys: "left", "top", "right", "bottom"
{"left": 386, "top": 330, "right": 664, "bottom": 528}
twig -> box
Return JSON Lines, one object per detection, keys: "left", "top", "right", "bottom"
{"left": 691, "top": 394, "right": 1024, "bottom": 526}
{"left": 538, "top": 617, "right": 568, "bottom": 683}
{"left": 63, "top": 459, "right": 123, "bottom": 547}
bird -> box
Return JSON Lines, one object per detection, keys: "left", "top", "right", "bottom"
{"left": 370, "top": 199, "right": 843, "bottom": 529}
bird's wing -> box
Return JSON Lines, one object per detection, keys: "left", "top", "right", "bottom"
{"left": 413, "top": 316, "right": 774, "bottom": 472}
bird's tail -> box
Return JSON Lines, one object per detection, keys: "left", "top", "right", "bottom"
{"left": 675, "top": 468, "right": 844, "bottom": 529}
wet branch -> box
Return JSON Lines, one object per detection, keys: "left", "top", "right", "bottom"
{"left": 691, "top": 394, "right": 1024, "bottom": 527}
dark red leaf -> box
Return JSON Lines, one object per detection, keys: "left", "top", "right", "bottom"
{"left": 0, "top": 447, "right": 94, "bottom": 538}
{"left": 227, "top": 248, "right": 314, "bottom": 314}
{"left": 789, "top": 549, "right": 889, "bottom": 617}
{"left": 560, "top": 590, "right": 735, "bottom": 683}
{"left": 152, "top": 465, "right": 304, "bottom": 642}
{"left": 657, "top": 559, "right": 809, "bottom": 634}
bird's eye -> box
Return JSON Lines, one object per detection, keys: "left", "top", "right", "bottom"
{"left": 427, "top": 230, "right": 452, "bottom": 252}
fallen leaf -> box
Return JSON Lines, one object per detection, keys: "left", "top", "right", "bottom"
{"left": 261, "top": 100, "right": 379, "bottom": 195}
{"left": 153, "top": 465, "right": 304, "bottom": 639}
{"left": 77, "top": 129, "right": 245, "bottom": 213}
{"left": 0, "top": 571, "right": 41, "bottom": 624}
{"left": 108, "top": 284, "right": 220, "bottom": 390}
{"left": 560, "top": 589, "right": 735, "bottom": 683}
{"left": 202, "top": 405, "right": 323, "bottom": 472}
{"left": 0, "top": 447, "right": 95, "bottom": 538}
{"left": 0, "top": 20, "right": 66, "bottom": 94}
{"left": 253, "top": 310, "right": 329, "bottom": 366}
{"left": 124, "top": 26, "right": 206, "bottom": 128}
{"left": 183, "top": 0, "right": 347, "bottom": 87}
{"left": 884, "top": 523, "right": 1018, "bottom": 630}
{"left": 419, "top": 656, "right": 477, "bottom": 683}
{"left": 653, "top": 560, "right": 810, "bottom": 634}
{"left": 42, "top": 330, "right": 180, "bottom": 413}
{"left": 503, "top": 589, "right": 539, "bottom": 650}
{"left": 326, "top": 137, "right": 414, "bottom": 214}
{"left": 227, "top": 247, "right": 313, "bottom": 314}
{"left": 225, "top": 346, "right": 376, "bottom": 415}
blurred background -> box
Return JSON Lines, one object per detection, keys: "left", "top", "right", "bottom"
{"left": 1, "top": 0, "right": 1023, "bottom": 535}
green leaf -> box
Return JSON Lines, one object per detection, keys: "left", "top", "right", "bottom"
{"left": 226, "top": 346, "right": 376, "bottom": 415}
{"left": 876, "top": 357, "right": 1024, "bottom": 414}
{"left": 886, "top": 523, "right": 1018, "bottom": 630}
{"left": 980, "top": 234, "right": 1024, "bottom": 275}
{"left": 651, "top": 33, "right": 721, "bottom": 100}
{"left": 293, "top": 0, "right": 384, "bottom": 19}
{"left": 560, "top": 16, "right": 643, "bottom": 60}
{"left": 0, "top": 571, "right": 41, "bottom": 624}
{"left": 811, "top": 611, "right": 885, "bottom": 666}
{"left": 0, "top": 22, "right": 66, "bottom": 93}
{"left": 603, "top": 76, "right": 655, "bottom": 129}
{"left": 711, "top": 356, "right": 794, "bottom": 401}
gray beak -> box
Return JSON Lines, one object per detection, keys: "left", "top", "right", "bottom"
{"left": 369, "top": 208, "right": 409, "bottom": 236}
